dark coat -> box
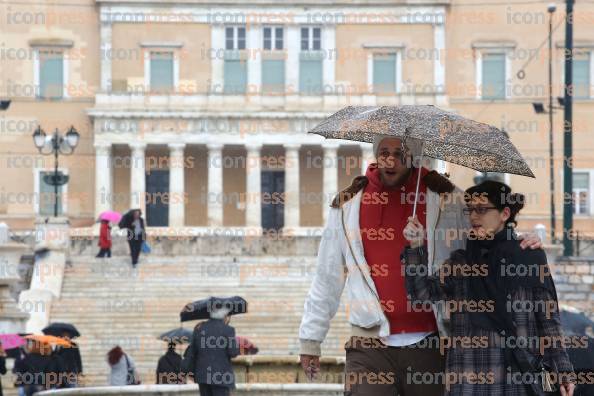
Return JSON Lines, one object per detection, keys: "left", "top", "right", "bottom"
{"left": 119, "top": 212, "right": 145, "bottom": 241}
{"left": 0, "top": 355, "right": 6, "bottom": 396}
{"left": 55, "top": 343, "right": 83, "bottom": 375}
{"left": 14, "top": 353, "right": 66, "bottom": 388}
{"left": 186, "top": 319, "right": 240, "bottom": 388}
{"left": 156, "top": 349, "right": 183, "bottom": 384}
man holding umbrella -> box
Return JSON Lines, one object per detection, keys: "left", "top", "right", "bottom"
{"left": 181, "top": 296, "right": 243, "bottom": 396}
{"left": 43, "top": 323, "right": 82, "bottom": 388}
{"left": 300, "top": 106, "right": 542, "bottom": 396}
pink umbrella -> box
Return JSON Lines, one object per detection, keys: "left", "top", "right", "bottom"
{"left": 0, "top": 334, "right": 25, "bottom": 350}
{"left": 99, "top": 210, "right": 122, "bottom": 223}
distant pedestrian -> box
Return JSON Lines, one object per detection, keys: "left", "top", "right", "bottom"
{"left": 107, "top": 346, "right": 140, "bottom": 386}
{"left": 0, "top": 343, "right": 6, "bottom": 396}
{"left": 183, "top": 307, "right": 240, "bottom": 396}
{"left": 156, "top": 342, "right": 183, "bottom": 384}
{"left": 118, "top": 209, "right": 146, "bottom": 267}
{"left": 12, "top": 347, "right": 27, "bottom": 396}
{"left": 13, "top": 340, "right": 65, "bottom": 395}
{"left": 54, "top": 335, "right": 83, "bottom": 388}
{"left": 96, "top": 220, "right": 112, "bottom": 258}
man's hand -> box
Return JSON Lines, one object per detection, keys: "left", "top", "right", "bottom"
{"left": 560, "top": 382, "right": 575, "bottom": 396}
{"left": 300, "top": 354, "right": 320, "bottom": 380}
{"left": 518, "top": 232, "right": 542, "bottom": 250}
{"left": 404, "top": 216, "right": 425, "bottom": 248}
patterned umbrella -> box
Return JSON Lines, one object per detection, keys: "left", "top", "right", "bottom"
{"left": 309, "top": 105, "right": 535, "bottom": 177}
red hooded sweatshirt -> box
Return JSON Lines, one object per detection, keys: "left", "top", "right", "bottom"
{"left": 360, "top": 164, "right": 437, "bottom": 335}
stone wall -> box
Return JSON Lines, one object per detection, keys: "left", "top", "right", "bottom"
{"left": 36, "top": 383, "right": 343, "bottom": 396}
{"left": 551, "top": 257, "right": 594, "bottom": 319}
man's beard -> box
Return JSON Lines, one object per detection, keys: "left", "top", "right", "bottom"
{"left": 380, "top": 167, "right": 412, "bottom": 188}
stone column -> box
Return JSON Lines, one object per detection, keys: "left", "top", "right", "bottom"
{"left": 130, "top": 143, "right": 146, "bottom": 213}
{"left": 100, "top": 21, "right": 112, "bottom": 92}
{"left": 207, "top": 143, "right": 224, "bottom": 227}
{"left": 361, "top": 144, "right": 374, "bottom": 175}
{"left": 283, "top": 143, "right": 300, "bottom": 229}
{"left": 245, "top": 143, "right": 262, "bottom": 229}
{"left": 322, "top": 143, "right": 339, "bottom": 224}
{"left": 168, "top": 143, "right": 186, "bottom": 228}
{"left": 94, "top": 143, "right": 112, "bottom": 217}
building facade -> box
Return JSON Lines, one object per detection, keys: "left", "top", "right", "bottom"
{"left": 1, "top": 0, "right": 594, "bottom": 243}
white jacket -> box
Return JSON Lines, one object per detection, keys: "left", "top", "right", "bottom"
{"left": 299, "top": 183, "right": 469, "bottom": 356}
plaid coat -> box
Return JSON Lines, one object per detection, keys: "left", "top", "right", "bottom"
{"left": 403, "top": 246, "right": 574, "bottom": 396}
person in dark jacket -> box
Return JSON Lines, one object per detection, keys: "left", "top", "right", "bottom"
{"left": 402, "top": 181, "right": 576, "bottom": 396}
{"left": 96, "top": 220, "right": 112, "bottom": 258}
{"left": 156, "top": 342, "right": 183, "bottom": 384}
{"left": 0, "top": 343, "right": 7, "bottom": 396}
{"left": 54, "top": 335, "right": 83, "bottom": 387}
{"left": 118, "top": 209, "right": 146, "bottom": 267}
{"left": 184, "top": 308, "right": 240, "bottom": 396}
{"left": 14, "top": 340, "right": 66, "bottom": 396}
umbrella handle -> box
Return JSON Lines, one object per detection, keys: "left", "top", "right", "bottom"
{"left": 411, "top": 147, "right": 424, "bottom": 219}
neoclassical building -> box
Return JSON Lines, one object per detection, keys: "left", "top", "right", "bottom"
{"left": 1, "top": 0, "right": 594, "bottom": 239}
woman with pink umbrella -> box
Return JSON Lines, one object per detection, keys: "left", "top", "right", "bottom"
{"left": 96, "top": 211, "right": 121, "bottom": 258}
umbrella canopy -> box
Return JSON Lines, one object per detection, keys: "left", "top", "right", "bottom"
{"left": 42, "top": 322, "right": 81, "bottom": 338}
{"left": 180, "top": 296, "right": 247, "bottom": 322}
{"left": 25, "top": 335, "right": 72, "bottom": 347}
{"left": 99, "top": 210, "right": 122, "bottom": 223}
{"left": 158, "top": 327, "right": 193, "bottom": 344}
{"left": 309, "top": 105, "right": 535, "bottom": 177}
{"left": 0, "top": 334, "right": 26, "bottom": 350}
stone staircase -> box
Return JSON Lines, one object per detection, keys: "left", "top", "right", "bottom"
{"left": 48, "top": 254, "right": 350, "bottom": 387}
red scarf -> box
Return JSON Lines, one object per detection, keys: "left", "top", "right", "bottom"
{"left": 360, "top": 164, "right": 437, "bottom": 335}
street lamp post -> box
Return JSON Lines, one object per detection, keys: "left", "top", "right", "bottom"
{"left": 32, "top": 126, "right": 80, "bottom": 217}
{"left": 547, "top": 3, "right": 556, "bottom": 243}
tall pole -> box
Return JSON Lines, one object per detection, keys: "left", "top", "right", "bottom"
{"left": 563, "top": 0, "right": 574, "bottom": 256}
{"left": 53, "top": 130, "right": 60, "bottom": 217}
{"left": 548, "top": 7, "right": 556, "bottom": 243}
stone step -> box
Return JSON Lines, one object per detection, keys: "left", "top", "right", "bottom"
{"left": 49, "top": 254, "right": 348, "bottom": 387}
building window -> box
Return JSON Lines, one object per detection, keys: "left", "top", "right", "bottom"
{"left": 224, "top": 52, "right": 247, "bottom": 94}
{"left": 263, "top": 26, "right": 283, "bottom": 50}
{"left": 573, "top": 172, "right": 590, "bottom": 215}
{"left": 39, "top": 171, "right": 65, "bottom": 216}
{"left": 38, "top": 50, "right": 64, "bottom": 99}
{"left": 225, "top": 26, "right": 246, "bottom": 50}
{"left": 373, "top": 53, "right": 397, "bottom": 93}
{"left": 299, "top": 27, "right": 323, "bottom": 95}
{"left": 223, "top": 26, "right": 247, "bottom": 94}
{"left": 301, "top": 27, "right": 321, "bottom": 51}
{"left": 572, "top": 52, "right": 590, "bottom": 99}
{"left": 262, "top": 60, "right": 285, "bottom": 94}
{"left": 481, "top": 52, "right": 506, "bottom": 100}
{"left": 150, "top": 52, "right": 174, "bottom": 93}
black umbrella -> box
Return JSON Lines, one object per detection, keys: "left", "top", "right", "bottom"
{"left": 158, "top": 328, "right": 193, "bottom": 344}
{"left": 560, "top": 309, "right": 594, "bottom": 335}
{"left": 180, "top": 296, "right": 247, "bottom": 322}
{"left": 42, "top": 322, "right": 80, "bottom": 338}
